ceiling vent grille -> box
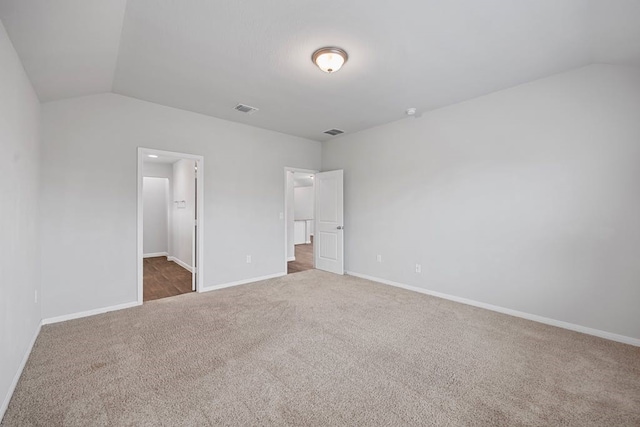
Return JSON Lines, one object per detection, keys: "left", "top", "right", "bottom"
{"left": 324, "top": 128, "right": 345, "bottom": 136}
{"left": 234, "top": 103, "right": 259, "bottom": 114}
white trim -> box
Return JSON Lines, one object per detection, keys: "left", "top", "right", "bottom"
{"left": 200, "top": 272, "right": 286, "bottom": 293}
{"left": 287, "top": 256, "right": 296, "bottom": 262}
{"left": 137, "top": 150, "right": 144, "bottom": 304}
{"left": 143, "top": 252, "right": 168, "bottom": 258}
{"left": 42, "top": 301, "right": 141, "bottom": 325}
{"left": 167, "top": 256, "right": 193, "bottom": 273}
{"left": 0, "top": 321, "right": 41, "bottom": 421}
{"left": 138, "top": 148, "right": 205, "bottom": 304}
{"left": 346, "top": 271, "right": 640, "bottom": 347}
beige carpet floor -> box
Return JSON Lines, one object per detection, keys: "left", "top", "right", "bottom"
{"left": 3, "top": 270, "right": 639, "bottom": 426}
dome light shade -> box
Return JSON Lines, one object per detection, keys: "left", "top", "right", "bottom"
{"left": 312, "top": 47, "right": 348, "bottom": 73}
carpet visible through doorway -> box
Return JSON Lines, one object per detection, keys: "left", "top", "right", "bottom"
{"left": 2, "top": 270, "right": 639, "bottom": 426}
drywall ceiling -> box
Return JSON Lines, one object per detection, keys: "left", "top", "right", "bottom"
{"left": 589, "top": 0, "right": 640, "bottom": 65}
{"left": 293, "top": 172, "right": 314, "bottom": 188}
{"left": 1, "top": 0, "right": 639, "bottom": 141}
{"left": 143, "top": 155, "right": 180, "bottom": 165}
{"left": 0, "top": 0, "right": 127, "bottom": 101}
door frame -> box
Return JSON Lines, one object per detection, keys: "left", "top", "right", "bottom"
{"left": 283, "top": 167, "right": 318, "bottom": 274}
{"left": 137, "top": 147, "right": 205, "bottom": 304}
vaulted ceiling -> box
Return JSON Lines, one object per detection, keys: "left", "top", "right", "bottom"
{"left": 1, "top": 0, "right": 639, "bottom": 141}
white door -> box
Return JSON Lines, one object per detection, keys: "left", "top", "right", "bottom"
{"left": 314, "top": 170, "right": 344, "bottom": 274}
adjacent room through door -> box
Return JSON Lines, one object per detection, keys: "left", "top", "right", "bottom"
{"left": 286, "top": 171, "right": 315, "bottom": 274}
{"left": 141, "top": 152, "right": 199, "bottom": 301}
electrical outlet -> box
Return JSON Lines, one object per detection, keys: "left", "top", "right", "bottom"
{"left": 415, "top": 264, "right": 422, "bottom": 273}
{"left": 246, "top": 255, "right": 252, "bottom": 264}
{"left": 376, "top": 254, "right": 382, "bottom": 263}
{"left": 34, "top": 290, "right": 38, "bottom": 303}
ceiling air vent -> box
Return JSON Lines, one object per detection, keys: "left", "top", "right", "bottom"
{"left": 234, "top": 103, "right": 259, "bottom": 114}
{"left": 324, "top": 128, "right": 345, "bottom": 136}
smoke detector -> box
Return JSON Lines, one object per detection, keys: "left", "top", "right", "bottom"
{"left": 406, "top": 108, "right": 417, "bottom": 116}
{"left": 234, "top": 104, "right": 259, "bottom": 114}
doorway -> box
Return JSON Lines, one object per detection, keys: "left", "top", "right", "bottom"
{"left": 137, "top": 148, "right": 204, "bottom": 303}
{"left": 285, "top": 168, "right": 316, "bottom": 274}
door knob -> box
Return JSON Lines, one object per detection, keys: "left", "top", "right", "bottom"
{"left": 337, "top": 226, "right": 344, "bottom": 230}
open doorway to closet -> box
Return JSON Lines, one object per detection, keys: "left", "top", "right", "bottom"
{"left": 137, "top": 148, "right": 204, "bottom": 303}
{"left": 285, "top": 169, "right": 316, "bottom": 274}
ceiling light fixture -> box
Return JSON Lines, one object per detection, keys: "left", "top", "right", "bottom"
{"left": 312, "top": 47, "right": 348, "bottom": 73}
{"left": 148, "top": 154, "right": 158, "bottom": 158}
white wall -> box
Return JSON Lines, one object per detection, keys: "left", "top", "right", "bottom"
{"left": 171, "top": 159, "right": 195, "bottom": 269}
{"left": 142, "top": 177, "right": 169, "bottom": 255}
{"left": 294, "top": 186, "right": 314, "bottom": 220}
{"left": 294, "top": 185, "right": 314, "bottom": 245}
{"left": 143, "top": 162, "right": 173, "bottom": 180}
{"left": 143, "top": 162, "right": 173, "bottom": 255}
{"left": 322, "top": 64, "right": 640, "bottom": 341}
{"left": 293, "top": 220, "right": 307, "bottom": 245}
{"left": 0, "top": 21, "right": 41, "bottom": 418}
{"left": 40, "top": 93, "right": 321, "bottom": 319}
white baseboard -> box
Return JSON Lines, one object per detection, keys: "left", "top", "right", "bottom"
{"left": 287, "top": 256, "right": 296, "bottom": 262}
{"left": 42, "top": 301, "right": 141, "bottom": 325}
{"left": 167, "top": 256, "right": 193, "bottom": 273}
{"left": 143, "top": 252, "right": 168, "bottom": 258}
{"left": 1, "top": 320, "right": 42, "bottom": 421}
{"left": 200, "top": 272, "right": 287, "bottom": 293}
{"left": 346, "top": 271, "right": 640, "bottom": 347}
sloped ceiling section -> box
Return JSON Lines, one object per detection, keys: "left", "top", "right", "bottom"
{"left": 1, "top": 0, "right": 639, "bottom": 140}
{"left": 0, "top": 0, "right": 128, "bottom": 102}
{"left": 589, "top": 0, "right": 640, "bottom": 66}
